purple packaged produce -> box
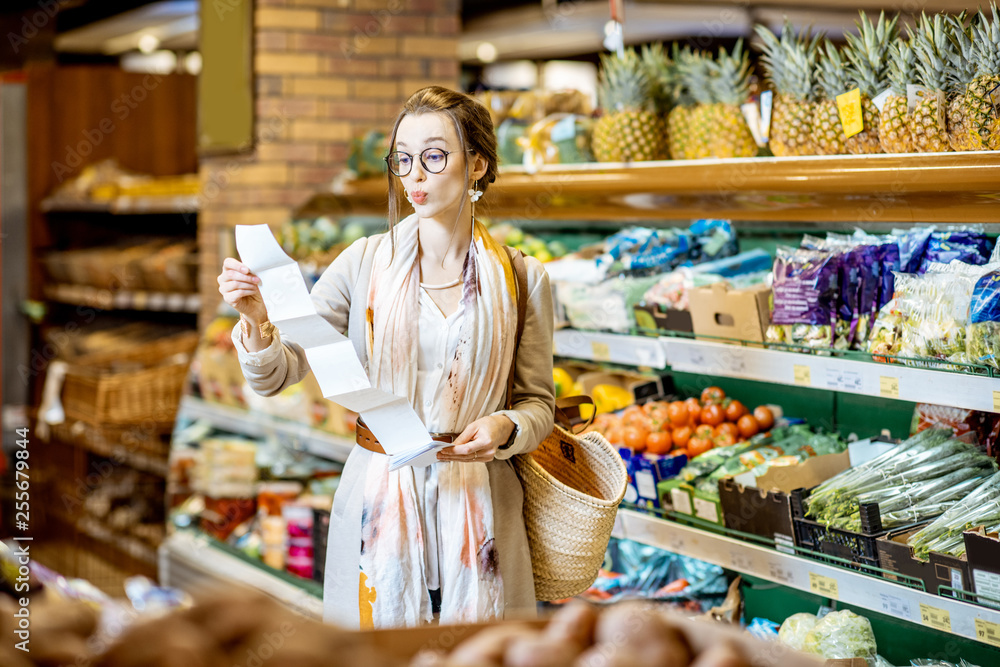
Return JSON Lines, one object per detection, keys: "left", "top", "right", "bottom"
{"left": 766, "top": 247, "right": 839, "bottom": 348}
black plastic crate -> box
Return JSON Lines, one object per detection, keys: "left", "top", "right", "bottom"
{"left": 790, "top": 488, "right": 889, "bottom": 575}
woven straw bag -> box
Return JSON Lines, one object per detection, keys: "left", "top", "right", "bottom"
{"left": 505, "top": 249, "right": 628, "bottom": 601}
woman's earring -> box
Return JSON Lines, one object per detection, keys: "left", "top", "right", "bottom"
{"left": 467, "top": 186, "right": 483, "bottom": 202}
{"left": 404, "top": 190, "right": 413, "bottom": 204}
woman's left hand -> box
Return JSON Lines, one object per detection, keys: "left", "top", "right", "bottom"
{"left": 436, "top": 415, "right": 515, "bottom": 463}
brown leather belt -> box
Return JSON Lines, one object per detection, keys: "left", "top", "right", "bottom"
{"left": 355, "top": 417, "right": 458, "bottom": 455}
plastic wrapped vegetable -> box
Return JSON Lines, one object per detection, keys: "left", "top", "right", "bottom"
{"left": 894, "top": 226, "right": 935, "bottom": 273}
{"left": 802, "top": 610, "right": 877, "bottom": 659}
{"left": 777, "top": 612, "right": 818, "bottom": 652}
{"left": 894, "top": 268, "right": 978, "bottom": 367}
{"left": 919, "top": 226, "right": 993, "bottom": 272}
{"left": 767, "top": 247, "right": 839, "bottom": 349}
{"left": 968, "top": 269, "right": 1000, "bottom": 370}
{"left": 868, "top": 298, "right": 903, "bottom": 361}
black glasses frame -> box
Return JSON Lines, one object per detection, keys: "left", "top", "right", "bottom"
{"left": 384, "top": 148, "right": 474, "bottom": 176}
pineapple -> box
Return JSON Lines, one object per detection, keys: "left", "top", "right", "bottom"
{"left": 946, "top": 13, "right": 979, "bottom": 151}
{"left": 641, "top": 42, "right": 676, "bottom": 117}
{"left": 592, "top": 47, "right": 669, "bottom": 162}
{"left": 910, "top": 12, "right": 953, "bottom": 152}
{"left": 843, "top": 11, "right": 899, "bottom": 154}
{"left": 672, "top": 48, "right": 716, "bottom": 159}
{"left": 812, "top": 40, "right": 851, "bottom": 155}
{"left": 965, "top": 3, "right": 1000, "bottom": 150}
{"left": 666, "top": 44, "right": 696, "bottom": 159}
{"left": 706, "top": 40, "right": 758, "bottom": 158}
{"left": 755, "top": 20, "right": 822, "bottom": 156}
{"left": 879, "top": 38, "right": 914, "bottom": 153}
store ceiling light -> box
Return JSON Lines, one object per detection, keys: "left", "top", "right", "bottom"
{"left": 476, "top": 42, "right": 498, "bottom": 63}
{"left": 137, "top": 33, "right": 160, "bottom": 54}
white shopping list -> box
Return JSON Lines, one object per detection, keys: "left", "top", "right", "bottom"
{"left": 236, "top": 225, "right": 446, "bottom": 469}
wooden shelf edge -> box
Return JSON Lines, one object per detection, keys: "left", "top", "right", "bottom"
{"left": 314, "top": 153, "right": 1000, "bottom": 224}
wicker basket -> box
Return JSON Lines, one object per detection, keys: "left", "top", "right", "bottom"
{"left": 514, "top": 425, "right": 627, "bottom": 601}
{"left": 61, "top": 331, "right": 199, "bottom": 426}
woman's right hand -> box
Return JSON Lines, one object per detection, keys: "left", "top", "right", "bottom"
{"left": 217, "top": 258, "right": 267, "bottom": 323}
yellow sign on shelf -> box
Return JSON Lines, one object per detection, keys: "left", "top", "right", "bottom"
{"left": 837, "top": 88, "right": 864, "bottom": 138}
{"left": 793, "top": 365, "right": 811, "bottom": 386}
{"left": 590, "top": 341, "right": 611, "bottom": 362}
{"left": 975, "top": 618, "right": 1000, "bottom": 648}
{"left": 879, "top": 376, "right": 900, "bottom": 399}
{"left": 993, "top": 390, "right": 1000, "bottom": 413}
{"left": 919, "top": 603, "right": 952, "bottom": 633}
{"left": 808, "top": 573, "right": 839, "bottom": 599}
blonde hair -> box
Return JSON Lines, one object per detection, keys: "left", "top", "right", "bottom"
{"left": 385, "top": 86, "right": 499, "bottom": 234}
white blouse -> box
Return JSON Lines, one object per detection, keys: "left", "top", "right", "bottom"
{"left": 414, "top": 286, "right": 466, "bottom": 432}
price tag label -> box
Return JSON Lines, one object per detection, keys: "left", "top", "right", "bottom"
{"left": 591, "top": 341, "right": 611, "bottom": 362}
{"left": 768, "top": 562, "right": 794, "bottom": 584}
{"left": 730, "top": 550, "right": 754, "bottom": 572}
{"left": 809, "top": 573, "right": 839, "bottom": 599}
{"left": 993, "top": 390, "right": 1000, "bottom": 413}
{"left": 879, "top": 376, "right": 900, "bottom": 399}
{"left": 919, "top": 603, "right": 952, "bottom": 632}
{"left": 974, "top": 618, "right": 1000, "bottom": 648}
{"left": 837, "top": 88, "right": 864, "bottom": 138}
{"left": 879, "top": 593, "right": 912, "bottom": 619}
{"left": 825, "top": 368, "right": 863, "bottom": 392}
{"left": 794, "top": 364, "right": 811, "bottom": 386}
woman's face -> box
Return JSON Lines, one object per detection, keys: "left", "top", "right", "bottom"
{"left": 394, "top": 112, "right": 482, "bottom": 222}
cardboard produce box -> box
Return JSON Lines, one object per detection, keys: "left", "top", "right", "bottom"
{"left": 633, "top": 302, "right": 694, "bottom": 333}
{"left": 688, "top": 282, "right": 771, "bottom": 344}
{"left": 720, "top": 451, "right": 851, "bottom": 551}
{"left": 874, "top": 526, "right": 970, "bottom": 596}
{"left": 965, "top": 527, "right": 1000, "bottom": 609}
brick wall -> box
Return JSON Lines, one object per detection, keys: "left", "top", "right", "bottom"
{"left": 198, "top": 0, "right": 460, "bottom": 327}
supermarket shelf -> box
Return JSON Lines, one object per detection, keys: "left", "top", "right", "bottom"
{"left": 50, "top": 421, "right": 169, "bottom": 478}
{"left": 159, "top": 532, "right": 322, "bottom": 619}
{"left": 179, "top": 396, "right": 354, "bottom": 464}
{"left": 553, "top": 329, "right": 669, "bottom": 369}
{"left": 553, "top": 331, "right": 1000, "bottom": 414}
{"left": 44, "top": 283, "right": 200, "bottom": 313}
{"left": 320, "top": 153, "right": 1000, "bottom": 224}
{"left": 41, "top": 195, "right": 199, "bottom": 214}
{"left": 613, "top": 509, "right": 1000, "bottom": 647}
{"left": 76, "top": 515, "right": 159, "bottom": 567}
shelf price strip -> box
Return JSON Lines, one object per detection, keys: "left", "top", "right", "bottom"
{"left": 974, "top": 618, "right": 1000, "bottom": 648}
{"left": 919, "top": 603, "right": 952, "bottom": 633}
{"left": 879, "top": 593, "right": 912, "bottom": 619}
{"left": 808, "top": 572, "right": 839, "bottom": 599}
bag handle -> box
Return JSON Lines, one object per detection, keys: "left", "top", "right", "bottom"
{"left": 504, "top": 248, "right": 595, "bottom": 436}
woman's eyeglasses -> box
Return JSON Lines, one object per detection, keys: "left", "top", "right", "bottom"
{"left": 385, "top": 148, "right": 470, "bottom": 176}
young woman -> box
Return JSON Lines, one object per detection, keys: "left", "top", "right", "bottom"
{"left": 217, "top": 87, "right": 555, "bottom": 629}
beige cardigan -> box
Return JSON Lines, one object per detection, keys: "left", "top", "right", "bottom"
{"left": 233, "top": 232, "right": 556, "bottom": 627}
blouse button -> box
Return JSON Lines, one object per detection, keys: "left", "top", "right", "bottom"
{"left": 437, "top": 362, "right": 443, "bottom": 369}
{"left": 424, "top": 400, "right": 432, "bottom": 407}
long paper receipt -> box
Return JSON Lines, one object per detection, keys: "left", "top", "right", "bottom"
{"left": 235, "top": 224, "right": 446, "bottom": 470}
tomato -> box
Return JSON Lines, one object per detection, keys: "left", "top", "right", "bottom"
{"left": 605, "top": 427, "right": 623, "bottom": 445}
{"left": 701, "top": 403, "right": 725, "bottom": 427}
{"left": 683, "top": 397, "right": 702, "bottom": 421}
{"left": 737, "top": 414, "right": 760, "bottom": 439}
{"left": 621, "top": 405, "right": 644, "bottom": 426}
{"left": 651, "top": 405, "right": 672, "bottom": 427}
{"left": 714, "top": 432, "right": 736, "bottom": 448}
{"left": 715, "top": 422, "right": 740, "bottom": 440}
{"left": 754, "top": 405, "right": 775, "bottom": 430}
{"left": 645, "top": 431, "right": 673, "bottom": 455}
{"left": 672, "top": 425, "right": 692, "bottom": 448}
{"left": 701, "top": 386, "right": 725, "bottom": 404}
{"left": 623, "top": 427, "right": 650, "bottom": 452}
{"left": 667, "top": 401, "right": 689, "bottom": 427}
{"left": 725, "top": 399, "right": 747, "bottom": 422}
{"left": 687, "top": 437, "right": 713, "bottom": 458}
{"left": 694, "top": 424, "right": 714, "bottom": 440}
